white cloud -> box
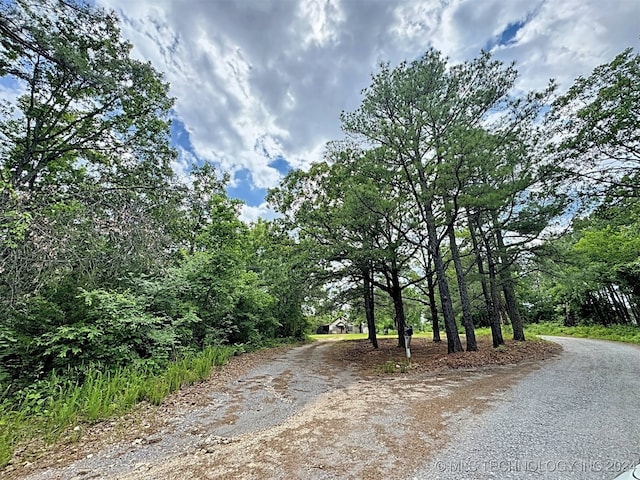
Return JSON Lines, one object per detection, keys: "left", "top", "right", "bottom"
{"left": 239, "top": 202, "right": 279, "bottom": 224}
{"left": 0, "top": 82, "right": 24, "bottom": 103}
{"left": 0, "top": 78, "right": 27, "bottom": 124}
{"left": 490, "top": 1, "right": 640, "bottom": 92}
{"left": 95, "top": 0, "right": 639, "bottom": 215}
{"left": 296, "top": 0, "right": 346, "bottom": 48}
{"left": 172, "top": 145, "right": 196, "bottom": 183}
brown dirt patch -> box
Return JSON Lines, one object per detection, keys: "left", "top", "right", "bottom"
{"left": 331, "top": 335, "right": 562, "bottom": 375}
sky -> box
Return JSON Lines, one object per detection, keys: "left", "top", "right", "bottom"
{"left": 91, "top": 0, "right": 639, "bottom": 222}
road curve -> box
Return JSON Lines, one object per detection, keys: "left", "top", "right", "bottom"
{"left": 413, "top": 336, "right": 640, "bottom": 480}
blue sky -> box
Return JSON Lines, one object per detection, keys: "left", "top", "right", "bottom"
{"left": 87, "top": 1, "right": 639, "bottom": 220}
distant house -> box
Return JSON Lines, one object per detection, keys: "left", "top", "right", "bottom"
{"left": 329, "top": 319, "right": 350, "bottom": 334}
{"left": 316, "top": 319, "right": 368, "bottom": 334}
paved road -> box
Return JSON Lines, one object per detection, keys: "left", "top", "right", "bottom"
{"left": 413, "top": 336, "right": 640, "bottom": 480}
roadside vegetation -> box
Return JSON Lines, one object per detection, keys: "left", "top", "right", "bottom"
{"left": 524, "top": 323, "right": 640, "bottom": 344}
{"left": 311, "top": 324, "right": 640, "bottom": 347}
{"left": 0, "top": 0, "right": 638, "bottom": 469}
{"left": 0, "top": 345, "right": 237, "bottom": 466}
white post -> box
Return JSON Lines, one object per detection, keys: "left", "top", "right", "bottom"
{"left": 404, "top": 325, "right": 413, "bottom": 367}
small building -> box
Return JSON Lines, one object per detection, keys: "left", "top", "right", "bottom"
{"left": 329, "top": 319, "right": 350, "bottom": 334}
{"left": 316, "top": 319, "right": 368, "bottom": 334}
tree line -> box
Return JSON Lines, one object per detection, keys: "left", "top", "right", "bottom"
{"left": 0, "top": 0, "right": 310, "bottom": 392}
{"left": 269, "top": 48, "right": 640, "bottom": 352}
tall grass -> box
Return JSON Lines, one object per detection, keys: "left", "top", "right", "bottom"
{"left": 464, "top": 323, "right": 640, "bottom": 344}
{"left": 0, "top": 345, "right": 236, "bottom": 467}
{"left": 524, "top": 322, "right": 640, "bottom": 344}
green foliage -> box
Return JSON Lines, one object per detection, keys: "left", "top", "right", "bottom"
{"left": 2, "top": 2, "right": 638, "bottom": 468}
{"left": 0, "top": 0, "right": 176, "bottom": 191}
{"left": 0, "top": 0, "right": 179, "bottom": 307}
{"left": 0, "top": 182, "right": 32, "bottom": 248}
{"left": 1, "top": 288, "right": 183, "bottom": 384}
{"left": 0, "top": 0, "right": 325, "bottom": 468}
{"left": 524, "top": 195, "right": 640, "bottom": 327}
{"left": 521, "top": 47, "right": 640, "bottom": 328}
{"left": 550, "top": 47, "right": 640, "bottom": 192}
{"left": 0, "top": 345, "right": 236, "bottom": 467}
{"left": 42, "top": 288, "right": 178, "bottom": 366}
{"left": 246, "top": 221, "right": 312, "bottom": 339}
{"left": 524, "top": 322, "right": 640, "bottom": 344}
{"left": 379, "top": 359, "right": 410, "bottom": 374}
{"left": 574, "top": 224, "right": 640, "bottom": 270}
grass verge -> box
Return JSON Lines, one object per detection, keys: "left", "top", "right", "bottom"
{"left": 0, "top": 345, "right": 236, "bottom": 468}
{"left": 523, "top": 322, "right": 640, "bottom": 344}
{"left": 311, "top": 323, "right": 640, "bottom": 345}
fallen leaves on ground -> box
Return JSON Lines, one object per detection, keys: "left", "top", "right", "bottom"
{"left": 331, "top": 335, "right": 562, "bottom": 375}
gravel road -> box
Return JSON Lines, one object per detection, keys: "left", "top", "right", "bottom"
{"left": 19, "top": 340, "right": 360, "bottom": 480}
{"left": 11, "top": 336, "right": 640, "bottom": 480}
{"left": 414, "top": 336, "right": 640, "bottom": 480}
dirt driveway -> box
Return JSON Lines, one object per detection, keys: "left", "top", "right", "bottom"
{"left": 8, "top": 336, "right": 561, "bottom": 480}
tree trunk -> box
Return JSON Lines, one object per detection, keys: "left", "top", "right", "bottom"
{"left": 608, "top": 284, "right": 631, "bottom": 324}
{"left": 486, "top": 249, "right": 505, "bottom": 347}
{"left": 389, "top": 266, "right": 407, "bottom": 348}
{"left": 363, "top": 265, "right": 378, "bottom": 349}
{"left": 563, "top": 302, "right": 573, "bottom": 326}
{"left": 447, "top": 219, "right": 477, "bottom": 351}
{"left": 468, "top": 211, "right": 503, "bottom": 347}
{"left": 491, "top": 211, "right": 525, "bottom": 341}
{"left": 425, "top": 202, "right": 463, "bottom": 353}
{"left": 497, "top": 295, "right": 510, "bottom": 325}
{"left": 599, "top": 287, "right": 613, "bottom": 325}
{"left": 624, "top": 292, "right": 639, "bottom": 325}
{"left": 426, "top": 262, "right": 441, "bottom": 342}
{"left": 472, "top": 212, "right": 504, "bottom": 347}
{"left": 588, "top": 292, "right": 607, "bottom": 325}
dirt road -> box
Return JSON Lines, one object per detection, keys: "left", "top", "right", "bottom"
{"left": 11, "top": 338, "right": 558, "bottom": 480}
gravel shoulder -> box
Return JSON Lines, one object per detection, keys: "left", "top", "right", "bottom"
{"left": 4, "top": 335, "right": 562, "bottom": 480}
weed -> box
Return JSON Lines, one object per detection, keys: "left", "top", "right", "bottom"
{"left": 0, "top": 345, "right": 236, "bottom": 468}
{"left": 379, "top": 359, "right": 410, "bottom": 374}
{"left": 524, "top": 322, "right": 640, "bottom": 344}
{"left": 380, "top": 360, "right": 396, "bottom": 373}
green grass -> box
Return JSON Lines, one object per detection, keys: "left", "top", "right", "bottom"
{"left": 308, "top": 331, "right": 437, "bottom": 342}
{"left": 317, "top": 323, "right": 639, "bottom": 344}
{"left": 523, "top": 322, "right": 640, "bottom": 344}
{"left": 309, "top": 333, "right": 368, "bottom": 341}
{"left": 379, "top": 359, "right": 411, "bottom": 374}
{"left": 0, "top": 345, "right": 236, "bottom": 467}
{"left": 472, "top": 326, "right": 508, "bottom": 337}
{"left": 463, "top": 323, "right": 640, "bottom": 344}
